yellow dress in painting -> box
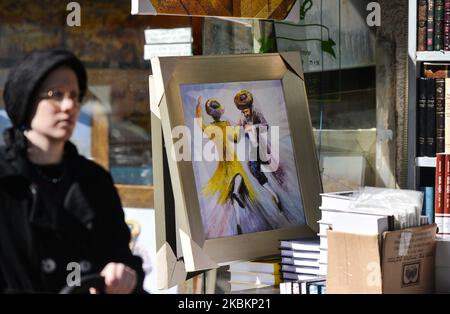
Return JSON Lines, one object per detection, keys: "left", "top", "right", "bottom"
{"left": 199, "top": 120, "right": 256, "bottom": 205}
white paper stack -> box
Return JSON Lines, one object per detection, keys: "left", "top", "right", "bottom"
{"left": 144, "top": 28, "right": 193, "bottom": 59}
{"left": 318, "top": 188, "right": 425, "bottom": 276}
{"left": 279, "top": 238, "right": 322, "bottom": 280}
{"left": 228, "top": 258, "right": 281, "bottom": 292}
{"left": 318, "top": 191, "right": 357, "bottom": 276}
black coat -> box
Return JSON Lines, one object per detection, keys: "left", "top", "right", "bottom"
{"left": 0, "top": 142, "right": 145, "bottom": 293}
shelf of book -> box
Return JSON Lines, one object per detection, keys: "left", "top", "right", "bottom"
{"left": 416, "top": 156, "right": 437, "bottom": 167}
{"left": 417, "top": 51, "right": 450, "bottom": 62}
{"left": 407, "top": 0, "right": 448, "bottom": 189}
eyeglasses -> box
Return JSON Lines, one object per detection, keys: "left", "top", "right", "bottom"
{"left": 38, "top": 90, "right": 80, "bottom": 105}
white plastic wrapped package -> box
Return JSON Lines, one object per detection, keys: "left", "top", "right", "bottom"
{"left": 348, "top": 187, "right": 424, "bottom": 230}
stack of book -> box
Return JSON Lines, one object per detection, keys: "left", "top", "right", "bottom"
{"left": 228, "top": 258, "right": 281, "bottom": 292}
{"left": 417, "top": 0, "right": 449, "bottom": 51}
{"left": 417, "top": 62, "right": 450, "bottom": 157}
{"left": 319, "top": 188, "right": 432, "bottom": 273}
{"left": 417, "top": 63, "right": 450, "bottom": 158}
{"left": 320, "top": 188, "right": 429, "bottom": 231}
{"left": 143, "top": 27, "right": 193, "bottom": 60}
{"left": 318, "top": 191, "right": 357, "bottom": 275}
{"left": 279, "top": 238, "right": 323, "bottom": 281}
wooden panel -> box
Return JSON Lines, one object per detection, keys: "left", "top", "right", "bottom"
{"left": 192, "top": 16, "right": 203, "bottom": 56}
{"left": 194, "top": 0, "right": 232, "bottom": 16}
{"left": 149, "top": 0, "right": 188, "bottom": 15}
{"left": 236, "top": 0, "right": 251, "bottom": 16}
{"left": 180, "top": 0, "right": 208, "bottom": 16}
{"left": 270, "top": 0, "right": 295, "bottom": 20}
{"left": 115, "top": 184, "right": 154, "bottom": 209}
{"left": 145, "top": 15, "right": 191, "bottom": 28}
{"left": 149, "top": 0, "right": 294, "bottom": 19}
{"left": 233, "top": 0, "right": 242, "bottom": 16}
{"left": 91, "top": 106, "right": 109, "bottom": 170}
{"left": 250, "top": 0, "right": 268, "bottom": 17}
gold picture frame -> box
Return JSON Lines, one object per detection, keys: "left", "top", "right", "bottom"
{"left": 151, "top": 109, "right": 207, "bottom": 290}
{"left": 150, "top": 52, "right": 322, "bottom": 273}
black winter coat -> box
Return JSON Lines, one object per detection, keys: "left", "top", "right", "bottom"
{"left": 0, "top": 142, "right": 145, "bottom": 293}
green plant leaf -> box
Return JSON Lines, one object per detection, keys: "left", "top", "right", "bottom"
{"left": 258, "top": 37, "right": 275, "bottom": 53}
{"left": 300, "top": 0, "right": 313, "bottom": 20}
{"left": 321, "top": 38, "right": 336, "bottom": 58}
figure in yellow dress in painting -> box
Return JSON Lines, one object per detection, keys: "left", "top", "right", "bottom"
{"left": 195, "top": 96, "right": 256, "bottom": 235}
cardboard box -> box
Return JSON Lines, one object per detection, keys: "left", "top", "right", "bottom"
{"left": 327, "top": 224, "right": 437, "bottom": 294}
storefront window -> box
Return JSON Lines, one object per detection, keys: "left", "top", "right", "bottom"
{"left": 0, "top": 0, "right": 400, "bottom": 294}
{"left": 199, "top": 0, "right": 384, "bottom": 293}
{"left": 0, "top": 1, "right": 184, "bottom": 191}
{"left": 201, "top": 0, "right": 377, "bottom": 193}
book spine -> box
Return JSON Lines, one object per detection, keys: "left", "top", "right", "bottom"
{"left": 418, "top": 77, "right": 428, "bottom": 156}
{"left": 306, "top": 281, "right": 326, "bottom": 294}
{"left": 428, "top": 0, "right": 436, "bottom": 50}
{"left": 426, "top": 78, "right": 437, "bottom": 156}
{"left": 292, "top": 282, "right": 300, "bottom": 294}
{"left": 423, "top": 64, "right": 450, "bottom": 78}
{"left": 419, "top": 0, "right": 429, "bottom": 51}
{"left": 436, "top": 0, "right": 445, "bottom": 50}
{"left": 317, "top": 283, "right": 326, "bottom": 294}
{"left": 280, "top": 281, "right": 293, "bottom": 294}
{"left": 436, "top": 154, "right": 445, "bottom": 237}
{"left": 446, "top": 78, "right": 450, "bottom": 152}
{"left": 436, "top": 78, "right": 446, "bottom": 153}
{"left": 445, "top": 154, "right": 450, "bottom": 237}
{"left": 424, "top": 186, "right": 435, "bottom": 224}
{"left": 388, "top": 215, "right": 395, "bottom": 231}
{"left": 445, "top": 0, "right": 450, "bottom": 50}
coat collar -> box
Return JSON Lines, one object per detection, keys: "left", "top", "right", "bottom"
{"left": 0, "top": 141, "right": 79, "bottom": 180}
{"left": 0, "top": 141, "right": 96, "bottom": 231}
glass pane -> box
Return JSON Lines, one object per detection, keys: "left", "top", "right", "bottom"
{"left": 201, "top": 1, "right": 385, "bottom": 294}
{"left": 88, "top": 69, "right": 152, "bottom": 185}
{"left": 0, "top": 0, "right": 154, "bottom": 186}
{"left": 202, "top": 2, "right": 378, "bottom": 193}
{"left": 272, "top": 0, "right": 377, "bottom": 192}
{"left": 203, "top": 17, "right": 255, "bottom": 55}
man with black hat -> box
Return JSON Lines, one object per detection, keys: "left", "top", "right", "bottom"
{"left": 234, "top": 90, "right": 282, "bottom": 211}
{"left": 0, "top": 49, "right": 144, "bottom": 293}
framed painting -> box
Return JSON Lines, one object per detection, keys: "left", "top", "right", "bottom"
{"left": 150, "top": 52, "right": 322, "bottom": 272}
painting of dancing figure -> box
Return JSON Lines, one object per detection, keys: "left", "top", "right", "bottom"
{"left": 181, "top": 80, "right": 305, "bottom": 239}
